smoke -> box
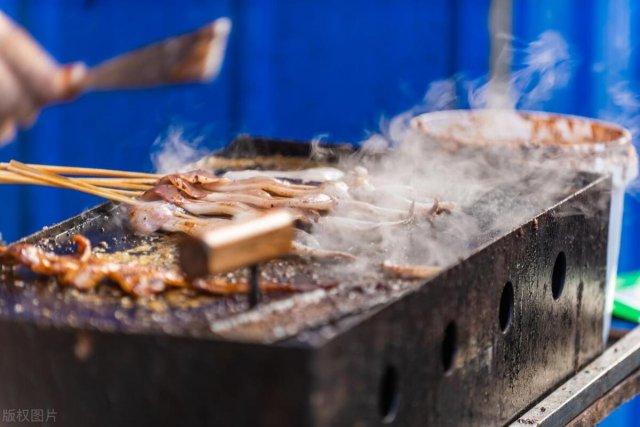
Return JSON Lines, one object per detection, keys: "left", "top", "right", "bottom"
{"left": 469, "top": 30, "right": 572, "bottom": 110}
{"left": 423, "top": 78, "right": 458, "bottom": 112}
{"left": 151, "top": 127, "right": 207, "bottom": 174}
{"left": 307, "top": 115, "right": 586, "bottom": 272}
{"left": 142, "top": 30, "right": 625, "bottom": 278}
{"left": 512, "top": 30, "right": 572, "bottom": 108}
{"left": 604, "top": 81, "right": 640, "bottom": 138}
{"left": 304, "top": 31, "right": 616, "bottom": 274}
{"left": 386, "top": 31, "right": 574, "bottom": 120}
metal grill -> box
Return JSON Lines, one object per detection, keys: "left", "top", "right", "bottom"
{"left": 0, "top": 136, "right": 610, "bottom": 426}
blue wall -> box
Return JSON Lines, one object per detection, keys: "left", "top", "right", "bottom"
{"left": 0, "top": 0, "right": 490, "bottom": 242}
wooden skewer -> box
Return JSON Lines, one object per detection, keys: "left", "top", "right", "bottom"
{"left": 0, "top": 173, "right": 142, "bottom": 197}
{"left": 0, "top": 171, "right": 153, "bottom": 191}
{"left": 107, "top": 189, "right": 143, "bottom": 197}
{"left": 0, "top": 171, "right": 143, "bottom": 195}
{"left": 0, "top": 171, "right": 36, "bottom": 185}
{"left": 78, "top": 177, "right": 158, "bottom": 183}
{"left": 174, "top": 211, "right": 205, "bottom": 220}
{"left": 6, "top": 161, "right": 136, "bottom": 204}
{"left": 9, "top": 160, "right": 139, "bottom": 201}
{"left": 78, "top": 178, "right": 153, "bottom": 190}
{"left": 0, "top": 162, "right": 161, "bottom": 179}
{"left": 7, "top": 161, "right": 139, "bottom": 205}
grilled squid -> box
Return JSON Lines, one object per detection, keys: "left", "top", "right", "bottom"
{"left": 0, "top": 234, "right": 312, "bottom": 297}
{"left": 200, "top": 191, "right": 335, "bottom": 211}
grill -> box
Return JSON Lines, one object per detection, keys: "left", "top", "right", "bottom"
{"left": 0, "top": 136, "right": 610, "bottom": 426}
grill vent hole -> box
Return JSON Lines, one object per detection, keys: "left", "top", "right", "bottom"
{"left": 499, "top": 282, "right": 514, "bottom": 333}
{"left": 442, "top": 322, "right": 457, "bottom": 373}
{"left": 379, "top": 364, "right": 399, "bottom": 423}
{"left": 552, "top": 252, "right": 567, "bottom": 300}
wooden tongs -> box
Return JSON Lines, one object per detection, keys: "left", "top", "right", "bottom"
{"left": 0, "top": 13, "right": 231, "bottom": 141}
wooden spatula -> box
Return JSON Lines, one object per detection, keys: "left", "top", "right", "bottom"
{"left": 84, "top": 17, "right": 232, "bottom": 90}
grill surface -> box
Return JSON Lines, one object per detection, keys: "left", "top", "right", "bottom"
{"left": 0, "top": 136, "right": 611, "bottom": 426}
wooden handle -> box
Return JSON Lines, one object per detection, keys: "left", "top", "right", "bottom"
{"left": 85, "top": 17, "right": 231, "bottom": 90}
{"left": 179, "top": 210, "right": 295, "bottom": 278}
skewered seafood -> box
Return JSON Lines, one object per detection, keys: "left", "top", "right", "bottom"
{"left": 0, "top": 160, "right": 455, "bottom": 295}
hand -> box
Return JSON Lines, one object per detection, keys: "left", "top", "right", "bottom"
{"left": 0, "top": 12, "right": 86, "bottom": 143}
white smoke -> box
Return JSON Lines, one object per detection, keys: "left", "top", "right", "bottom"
{"left": 305, "top": 30, "right": 617, "bottom": 274}
{"left": 151, "top": 127, "right": 207, "bottom": 174}
{"left": 143, "top": 30, "right": 621, "bottom": 276}
{"left": 423, "top": 78, "right": 458, "bottom": 112}
{"left": 469, "top": 30, "right": 572, "bottom": 110}
{"left": 308, "top": 117, "right": 585, "bottom": 272}
{"left": 604, "top": 82, "right": 640, "bottom": 137}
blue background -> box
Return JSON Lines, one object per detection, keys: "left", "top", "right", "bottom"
{"left": 0, "top": 0, "right": 638, "bottom": 424}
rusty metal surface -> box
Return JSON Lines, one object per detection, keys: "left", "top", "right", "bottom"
{"left": 512, "top": 326, "right": 640, "bottom": 427}
{"left": 566, "top": 368, "right": 640, "bottom": 427}
{"left": 0, "top": 136, "right": 611, "bottom": 426}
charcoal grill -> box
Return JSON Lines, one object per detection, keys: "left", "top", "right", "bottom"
{"left": 0, "top": 135, "right": 612, "bottom": 426}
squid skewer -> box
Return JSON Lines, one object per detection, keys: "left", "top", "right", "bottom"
{"left": 140, "top": 184, "right": 324, "bottom": 223}
{"left": 160, "top": 173, "right": 324, "bottom": 199}
{"left": 203, "top": 176, "right": 318, "bottom": 197}
{"left": 200, "top": 191, "right": 335, "bottom": 211}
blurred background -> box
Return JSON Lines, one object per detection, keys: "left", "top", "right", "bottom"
{"left": 0, "top": 0, "right": 638, "bottom": 424}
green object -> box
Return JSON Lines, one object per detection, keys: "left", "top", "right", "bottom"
{"left": 613, "top": 271, "right": 640, "bottom": 323}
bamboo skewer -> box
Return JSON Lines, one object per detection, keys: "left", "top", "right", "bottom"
{"left": 0, "top": 171, "right": 151, "bottom": 192}
{"left": 174, "top": 211, "right": 206, "bottom": 220}
{"left": 78, "top": 178, "right": 153, "bottom": 190}
{"left": 0, "top": 162, "right": 161, "bottom": 179}
{"left": 6, "top": 160, "right": 139, "bottom": 205}
{"left": 9, "top": 160, "right": 140, "bottom": 204}
{"left": 0, "top": 174, "right": 142, "bottom": 197}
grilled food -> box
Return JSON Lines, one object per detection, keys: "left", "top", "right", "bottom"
{"left": 0, "top": 162, "right": 453, "bottom": 295}
{"left": 0, "top": 235, "right": 302, "bottom": 297}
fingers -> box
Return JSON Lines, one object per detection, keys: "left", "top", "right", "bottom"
{"left": 0, "top": 50, "right": 41, "bottom": 133}
{"left": 0, "top": 118, "right": 16, "bottom": 145}
{"left": 0, "top": 53, "right": 38, "bottom": 126}
{"left": 55, "top": 62, "right": 88, "bottom": 101}
{"left": 0, "top": 12, "right": 88, "bottom": 144}
{"left": 0, "top": 11, "right": 86, "bottom": 104}
{"left": 0, "top": 11, "right": 59, "bottom": 102}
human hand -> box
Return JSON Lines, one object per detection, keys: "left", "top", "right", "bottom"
{"left": 0, "top": 12, "right": 87, "bottom": 143}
